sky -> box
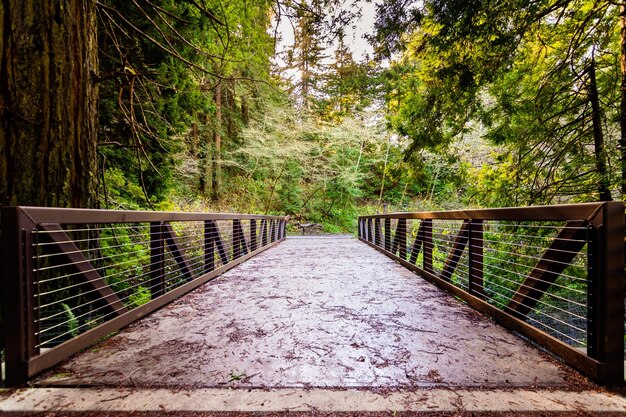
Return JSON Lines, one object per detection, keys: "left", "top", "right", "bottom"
{"left": 275, "top": 1, "right": 378, "bottom": 64}
{"left": 342, "top": 2, "right": 378, "bottom": 60}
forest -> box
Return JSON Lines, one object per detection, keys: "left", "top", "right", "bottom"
{"left": 1, "top": 0, "right": 625, "bottom": 231}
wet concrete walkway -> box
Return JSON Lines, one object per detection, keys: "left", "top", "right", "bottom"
{"left": 34, "top": 235, "right": 585, "bottom": 390}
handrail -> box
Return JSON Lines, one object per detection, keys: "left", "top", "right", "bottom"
{"left": 1, "top": 206, "right": 287, "bottom": 386}
{"left": 15, "top": 206, "right": 286, "bottom": 224}
{"left": 359, "top": 202, "right": 605, "bottom": 221}
{"left": 358, "top": 202, "right": 624, "bottom": 385}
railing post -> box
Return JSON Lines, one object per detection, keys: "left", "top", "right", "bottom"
{"left": 261, "top": 219, "right": 268, "bottom": 246}
{"left": 423, "top": 219, "right": 433, "bottom": 273}
{"left": 366, "top": 218, "right": 371, "bottom": 242}
{"left": 360, "top": 219, "right": 367, "bottom": 240}
{"left": 374, "top": 218, "right": 382, "bottom": 247}
{"left": 150, "top": 221, "right": 165, "bottom": 297}
{"left": 468, "top": 220, "right": 484, "bottom": 298}
{"left": 2, "top": 207, "right": 38, "bottom": 386}
{"left": 232, "top": 220, "right": 242, "bottom": 260}
{"left": 397, "top": 218, "right": 407, "bottom": 260}
{"left": 250, "top": 219, "right": 258, "bottom": 251}
{"left": 384, "top": 218, "right": 391, "bottom": 251}
{"left": 204, "top": 220, "right": 216, "bottom": 273}
{"left": 587, "top": 202, "right": 624, "bottom": 385}
{"left": 269, "top": 220, "right": 276, "bottom": 243}
{"left": 372, "top": 219, "right": 377, "bottom": 245}
{"left": 359, "top": 219, "right": 366, "bottom": 239}
{"left": 587, "top": 223, "right": 597, "bottom": 359}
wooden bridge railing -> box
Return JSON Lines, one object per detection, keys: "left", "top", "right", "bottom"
{"left": 1, "top": 207, "right": 287, "bottom": 386}
{"left": 359, "top": 202, "right": 624, "bottom": 385}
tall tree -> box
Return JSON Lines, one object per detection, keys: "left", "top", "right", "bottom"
{"left": 284, "top": 3, "right": 328, "bottom": 105}
{"left": 317, "top": 31, "right": 375, "bottom": 121}
{"left": 278, "top": 0, "right": 362, "bottom": 107}
{"left": 0, "top": 0, "right": 99, "bottom": 208}
{"left": 611, "top": 2, "right": 626, "bottom": 200}
{"left": 587, "top": 58, "right": 612, "bottom": 201}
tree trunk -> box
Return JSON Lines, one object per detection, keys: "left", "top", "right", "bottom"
{"left": 226, "top": 80, "right": 235, "bottom": 140}
{"left": 211, "top": 82, "right": 222, "bottom": 201}
{"left": 0, "top": 0, "right": 98, "bottom": 208}
{"left": 588, "top": 59, "right": 612, "bottom": 201}
{"left": 241, "top": 96, "right": 249, "bottom": 125}
{"left": 191, "top": 110, "right": 199, "bottom": 157}
{"left": 379, "top": 135, "right": 391, "bottom": 202}
{"left": 618, "top": 1, "right": 626, "bottom": 309}
{"left": 199, "top": 114, "right": 212, "bottom": 196}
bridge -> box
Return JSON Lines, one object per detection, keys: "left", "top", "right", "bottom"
{"left": 0, "top": 203, "right": 625, "bottom": 415}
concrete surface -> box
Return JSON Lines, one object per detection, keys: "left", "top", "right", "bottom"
{"left": 2, "top": 387, "right": 626, "bottom": 413}
{"left": 35, "top": 236, "right": 575, "bottom": 389}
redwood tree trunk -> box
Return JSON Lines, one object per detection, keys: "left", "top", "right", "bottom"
{"left": 620, "top": 2, "right": 626, "bottom": 197}
{"left": 0, "top": 0, "right": 98, "bottom": 208}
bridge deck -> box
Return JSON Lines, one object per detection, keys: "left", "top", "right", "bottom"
{"left": 36, "top": 236, "right": 586, "bottom": 389}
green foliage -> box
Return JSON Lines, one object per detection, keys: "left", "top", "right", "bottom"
{"left": 96, "top": 0, "right": 625, "bottom": 228}
{"left": 103, "top": 168, "right": 149, "bottom": 210}
{"left": 96, "top": 0, "right": 471, "bottom": 226}
{"left": 372, "top": 0, "right": 624, "bottom": 206}
{"left": 225, "top": 102, "right": 380, "bottom": 230}
{"left": 322, "top": 223, "right": 343, "bottom": 234}
{"left": 477, "top": 1, "right": 620, "bottom": 204}
{"left": 99, "top": 225, "right": 151, "bottom": 307}
{"left": 466, "top": 154, "right": 520, "bottom": 207}
{"left": 61, "top": 303, "right": 79, "bottom": 338}
{"left": 129, "top": 286, "right": 151, "bottom": 308}
{"left": 98, "top": 0, "right": 276, "bottom": 209}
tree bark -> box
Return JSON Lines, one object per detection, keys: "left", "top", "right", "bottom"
{"left": 0, "top": 0, "right": 98, "bottom": 208}
{"left": 588, "top": 59, "right": 612, "bottom": 201}
{"left": 199, "top": 113, "right": 212, "bottom": 195}
{"left": 619, "top": 1, "right": 626, "bottom": 200}
{"left": 226, "top": 80, "right": 235, "bottom": 140}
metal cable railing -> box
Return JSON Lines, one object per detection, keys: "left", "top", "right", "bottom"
{"left": 358, "top": 202, "right": 624, "bottom": 385}
{"left": 1, "top": 207, "right": 287, "bottom": 386}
